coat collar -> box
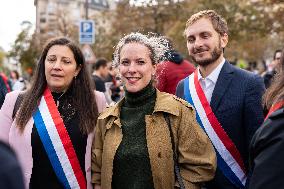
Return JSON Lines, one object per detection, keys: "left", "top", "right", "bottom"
{"left": 210, "top": 60, "right": 234, "bottom": 112}
{"left": 99, "top": 89, "right": 180, "bottom": 122}
{"left": 268, "top": 107, "right": 284, "bottom": 120}
{"left": 153, "top": 89, "right": 180, "bottom": 116}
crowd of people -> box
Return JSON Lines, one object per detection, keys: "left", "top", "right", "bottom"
{"left": 0, "top": 70, "right": 28, "bottom": 109}
{"left": 0, "top": 9, "right": 284, "bottom": 189}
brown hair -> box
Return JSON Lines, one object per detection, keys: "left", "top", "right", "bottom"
{"left": 16, "top": 37, "right": 98, "bottom": 134}
{"left": 184, "top": 10, "right": 228, "bottom": 37}
{"left": 273, "top": 49, "right": 282, "bottom": 60}
{"left": 263, "top": 49, "right": 284, "bottom": 110}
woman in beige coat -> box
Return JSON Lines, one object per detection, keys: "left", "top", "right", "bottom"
{"left": 91, "top": 32, "right": 216, "bottom": 189}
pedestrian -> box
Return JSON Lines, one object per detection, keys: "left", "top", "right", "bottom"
{"left": 9, "top": 70, "right": 27, "bottom": 91}
{"left": 91, "top": 32, "right": 216, "bottom": 189}
{"left": 92, "top": 58, "right": 109, "bottom": 93}
{"left": 0, "top": 140, "right": 25, "bottom": 189}
{"left": 0, "top": 37, "right": 107, "bottom": 189}
{"left": 104, "top": 61, "right": 122, "bottom": 102}
{"left": 156, "top": 39, "right": 195, "bottom": 95}
{"left": 262, "top": 49, "right": 282, "bottom": 88}
{"left": 92, "top": 58, "right": 113, "bottom": 104}
{"left": 176, "top": 10, "right": 265, "bottom": 189}
{"left": 249, "top": 49, "right": 284, "bottom": 189}
{"left": 0, "top": 72, "right": 11, "bottom": 109}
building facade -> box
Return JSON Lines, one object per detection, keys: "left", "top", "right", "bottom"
{"left": 34, "top": 0, "right": 115, "bottom": 42}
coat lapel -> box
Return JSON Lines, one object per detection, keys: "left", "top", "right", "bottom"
{"left": 210, "top": 61, "right": 234, "bottom": 112}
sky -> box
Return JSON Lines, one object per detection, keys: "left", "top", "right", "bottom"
{"left": 0, "top": 0, "right": 36, "bottom": 52}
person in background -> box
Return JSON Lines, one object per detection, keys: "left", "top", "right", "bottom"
{"left": 9, "top": 70, "right": 26, "bottom": 91}
{"left": 249, "top": 49, "right": 284, "bottom": 189}
{"left": 0, "top": 140, "right": 25, "bottom": 189}
{"left": 156, "top": 39, "right": 195, "bottom": 95}
{"left": 246, "top": 61, "right": 259, "bottom": 75}
{"left": 92, "top": 58, "right": 113, "bottom": 104}
{"left": 9, "top": 70, "right": 20, "bottom": 86}
{"left": 0, "top": 72, "right": 11, "bottom": 109}
{"left": 104, "top": 61, "right": 122, "bottom": 102}
{"left": 91, "top": 32, "right": 216, "bottom": 189}
{"left": 0, "top": 37, "right": 107, "bottom": 189}
{"left": 104, "top": 61, "right": 115, "bottom": 83}
{"left": 263, "top": 49, "right": 282, "bottom": 88}
{"left": 92, "top": 58, "right": 109, "bottom": 93}
{"left": 176, "top": 10, "right": 265, "bottom": 189}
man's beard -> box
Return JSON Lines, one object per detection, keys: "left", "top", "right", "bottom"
{"left": 189, "top": 43, "right": 222, "bottom": 66}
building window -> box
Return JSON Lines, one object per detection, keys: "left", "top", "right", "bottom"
{"left": 40, "top": 18, "right": 46, "bottom": 23}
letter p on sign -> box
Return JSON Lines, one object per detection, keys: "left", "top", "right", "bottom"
{"left": 79, "top": 20, "right": 95, "bottom": 44}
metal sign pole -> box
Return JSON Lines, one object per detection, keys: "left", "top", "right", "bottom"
{"left": 85, "top": 0, "right": 89, "bottom": 19}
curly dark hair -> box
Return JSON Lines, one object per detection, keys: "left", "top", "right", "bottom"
{"left": 16, "top": 37, "right": 98, "bottom": 134}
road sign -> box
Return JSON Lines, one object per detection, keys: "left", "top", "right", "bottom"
{"left": 79, "top": 20, "right": 95, "bottom": 44}
{"left": 82, "top": 44, "right": 96, "bottom": 64}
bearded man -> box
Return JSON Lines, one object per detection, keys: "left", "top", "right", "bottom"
{"left": 176, "top": 10, "right": 265, "bottom": 189}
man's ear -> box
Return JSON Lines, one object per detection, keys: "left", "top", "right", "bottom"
{"left": 221, "top": 33, "right": 229, "bottom": 48}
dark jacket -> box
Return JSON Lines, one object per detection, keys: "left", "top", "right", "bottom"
{"left": 165, "top": 50, "right": 184, "bottom": 64}
{"left": 0, "top": 76, "right": 9, "bottom": 109}
{"left": 262, "top": 70, "right": 276, "bottom": 89}
{"left": 93, "top": 75, "right": 106, "bottom": 92}
{"left": 176, "top": 61, "right": 265, "bottom": 189}
{"left": 0, "top": 140, "right": 25, "bottom": 189}
{"left": 249, "top": 107, "right": 284, "bottom": 189}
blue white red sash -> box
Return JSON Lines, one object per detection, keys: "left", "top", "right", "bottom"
{"left": 33, "top": 87, "right": 86, "bottom": 189}
{"left": 184, "top": 70, "right": 247, "bottom": 188}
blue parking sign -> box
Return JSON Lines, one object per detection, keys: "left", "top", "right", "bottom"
{"left": 79, "top": 20, "right": 95, "bottom": 44}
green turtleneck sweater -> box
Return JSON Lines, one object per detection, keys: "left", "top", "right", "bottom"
{"left": 112, "top": 82, "right": 156, "bottom": 189}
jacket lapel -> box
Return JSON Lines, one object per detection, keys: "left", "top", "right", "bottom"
{"left": 210, "top": 61, "right": 234, "bottom": 112}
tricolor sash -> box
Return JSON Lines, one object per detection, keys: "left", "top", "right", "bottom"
{"left": 183, "top": 70, "right": 247, "bottom": 188}
{"left": 32, "top": 87, "right": 86, "bottom": 189}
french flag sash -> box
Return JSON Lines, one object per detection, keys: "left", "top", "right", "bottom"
{"left": 32, "top": 87, "right": 86, "bottom": 189}
{"left": 183, "top": 70, "right": 247, "bottom": 188}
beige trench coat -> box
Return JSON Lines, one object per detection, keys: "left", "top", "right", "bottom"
{"left": 92, "top": 90, "right": 216, "bottom": 189}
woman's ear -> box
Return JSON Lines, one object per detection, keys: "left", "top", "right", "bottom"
{"left": 152, "top": 64, "right": 157, "bottom": 76}
{"left": 75, "top": 64, "right": 82, "bottom": 76}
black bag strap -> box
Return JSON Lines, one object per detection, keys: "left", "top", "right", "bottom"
{"left": 12, "top": 92, "right": 25, "bottom": 120}
{"left": 163, "top": 112, "right": 185, "bottom": 189}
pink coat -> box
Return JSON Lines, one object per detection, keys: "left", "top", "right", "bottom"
{"left": 0, "top": 90, "right": 107, "bottom": 189}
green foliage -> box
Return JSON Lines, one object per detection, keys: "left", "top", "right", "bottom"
{"left": 8, "top": 22, "right": 40, "bottom": 72}
{"left": 0, "top": 49, "right": 5, "bottom": 69}
{"left": 92, "top": 0, "right": 283, "bottom": 62}
{"left": 9, "top": 0, "right": 282, "bottom": 68}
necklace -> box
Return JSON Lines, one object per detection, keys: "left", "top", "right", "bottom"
{"left": 56, "top": 92, "right": 65, "bottom": 107}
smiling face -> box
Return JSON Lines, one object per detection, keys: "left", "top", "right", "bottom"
{"left": 45, "top": 45, "right": 81, "bottom": 92}
{"left": 118, "top": 42, "right": 156, "bottom": 93}
{"left": 185, "top": 17, "right": 228, "bottom": 66}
